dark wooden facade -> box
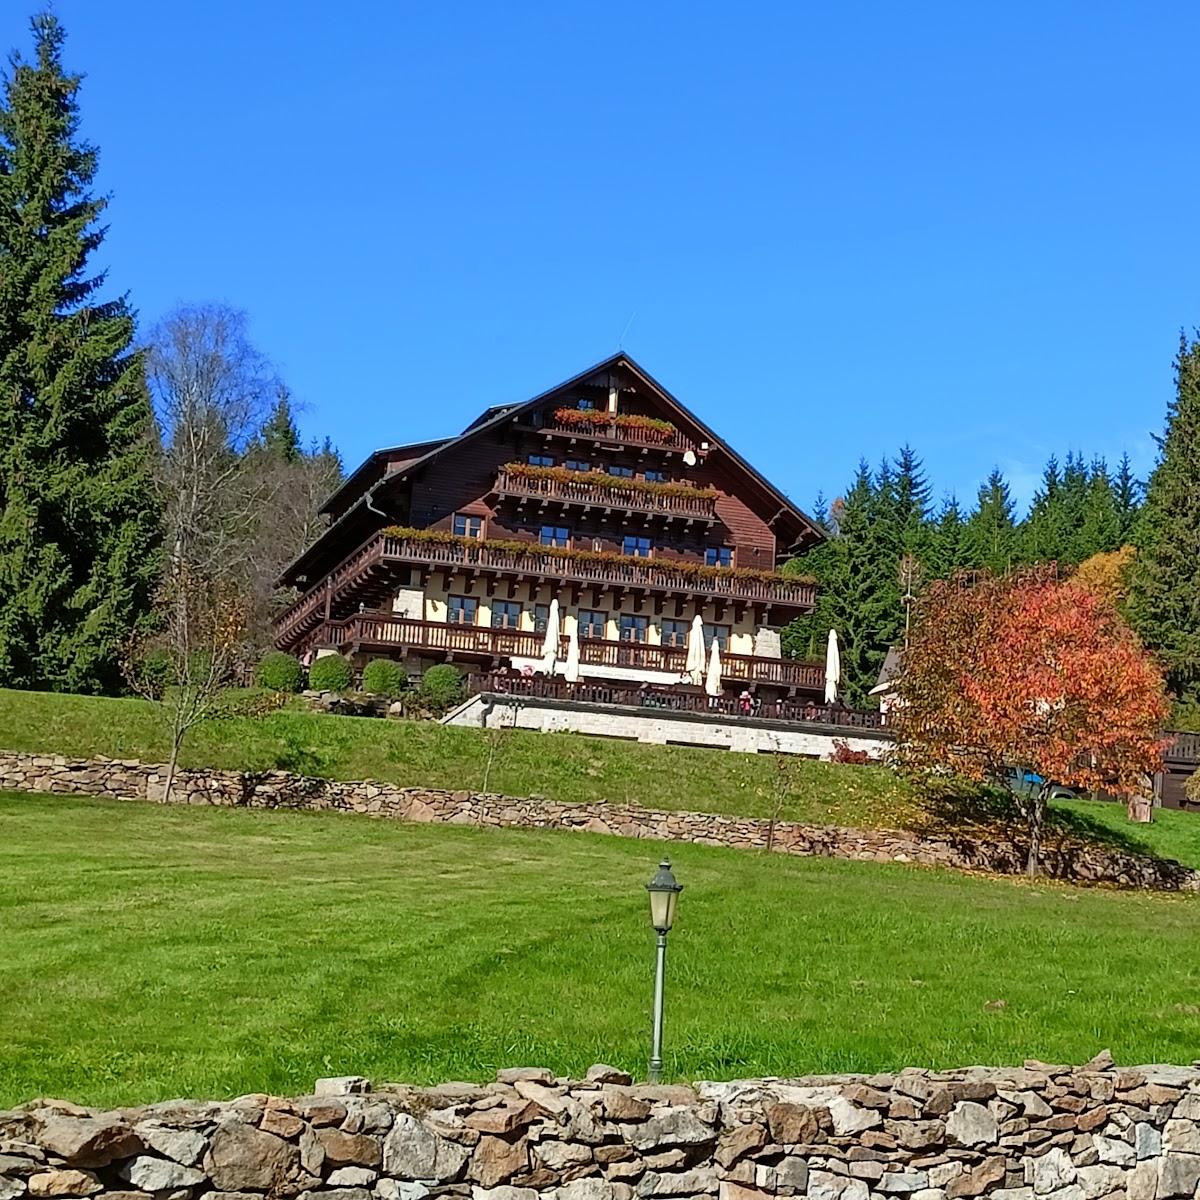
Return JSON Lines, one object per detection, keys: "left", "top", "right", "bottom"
{"left": 275, "top": 355, "right": 825, "bottom": 697}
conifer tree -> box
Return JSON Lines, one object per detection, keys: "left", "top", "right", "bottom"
{"left": 261, "top": 388, "right": 302, "bottom": 464}
{"left": 927, "top": 495, "right": 967, "bottom": 578}
{"left": 1128, "top": 333, "right": 1200, "bottom": 699}
{"left": 1114, "top": 452, "right": 1142, "bottom": 539}
{"left": 0, "top": 14, "right": 160, "bottom": 693}
{"left": 963, "top": 469, "right": 1017, "bottom": 575}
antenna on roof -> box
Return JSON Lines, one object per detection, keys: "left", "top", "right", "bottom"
{"left": 617, "top": 310, "right": 637, "bottom": 350}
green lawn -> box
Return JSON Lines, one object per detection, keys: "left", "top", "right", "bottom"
{"left": 0, "top": 687, "right": 914, "bottom": 828}
{"left": 2, "top": 792, "right": 1200, "bottom": 1108}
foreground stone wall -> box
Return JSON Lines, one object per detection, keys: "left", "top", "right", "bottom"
{"left": 0, "top": 751, "right": 1194, "bottom": 891}
{"left": 3, "top": 1060, "right": 1200, "bottom": 1200}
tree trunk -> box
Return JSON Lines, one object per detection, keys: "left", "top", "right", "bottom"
{"left": 1026, "top": 787, "right": 1047, "bottom": 877}
{"left": 162, "top": 732, "right": 182, "bottom": 805}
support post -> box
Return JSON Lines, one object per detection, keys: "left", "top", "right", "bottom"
{"left": 648, "top": 929, "right": 668, "bottom": 1083}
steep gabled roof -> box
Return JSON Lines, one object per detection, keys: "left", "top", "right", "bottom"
{"left": 281, "top": 353, "right": 823, "bottom": 586}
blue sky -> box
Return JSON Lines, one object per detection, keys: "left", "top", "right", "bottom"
{"left": 33, "top": 1, "right": 1200, "bottom": 513}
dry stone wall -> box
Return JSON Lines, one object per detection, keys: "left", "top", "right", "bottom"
{"left": 0, "top": 751, "right": 1194, "bottom": 892}
{"left": 3, "top": 1059, "right": 1200, "bottom": 1200}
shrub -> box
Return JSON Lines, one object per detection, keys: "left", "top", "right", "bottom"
{"left": 308, "top": 654, "right": 354, "bottom": 694}
{"left": 136, "top": 647, "right": 174, "bottom": 698}
{"left": 828, "top": 738, "right": 871, "bottom": 765}
{"left": 419, "top": 664, "right": 465, "bottom": 712}
{"left": 362, "top": 657, "right": 406, "bottom": 698}
{"left": 255, "top": 651, "right": 303, "bottom": 693}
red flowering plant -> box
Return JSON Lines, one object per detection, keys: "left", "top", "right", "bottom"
{"left": 551, "top": 407, "right": 677, "bottom": 442}
{"left": 500, "top": 462, "right": 716, "bottom": 503}
{"left": 891, "top": 568, "right": 1170, "bottom": 875}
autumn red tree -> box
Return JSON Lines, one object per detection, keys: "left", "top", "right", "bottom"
{"left": 892, "top": 570, "right": 1169, "bottom": 874}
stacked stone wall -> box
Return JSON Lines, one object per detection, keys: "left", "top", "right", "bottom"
{"left": 3, "top": 1060, "right": 1200, "bottom": 1200}
{"left": 0, "top": 751, "right": 1193, "bottom": 892}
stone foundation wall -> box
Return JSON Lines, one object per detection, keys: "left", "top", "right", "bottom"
{"left": 0, "top": 751, "right": 1194, "bottom": 892}
{"left": 3, "top": 1060, "right": 1199, "bottom": 1200}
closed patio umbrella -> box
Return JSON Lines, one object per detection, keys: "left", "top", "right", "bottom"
{"left": 564, "top": 623, "right": 581, "bottom": 683}
{"left": 824, "top": 627, "right": 841, "bottom": 705}
{"left": 540, "top": 598, "right": 559, "bottom": 675}
{"left": 685, "top": 614, "right": 706, "bottom": 686}
{"left": 705, "top": 637, "right": 723, "bottom": 697}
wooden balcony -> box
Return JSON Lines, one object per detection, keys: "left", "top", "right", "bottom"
{"left": 316, "top": 612, "right": 826, "bottom": 692}
{"left": 494, "top": 468, "right": 718, "bottom": 521}
{"left": 519, "top": 411, "right": 701, "bottom": 455}
{"left": 468, "top": 671, "right": 884, "bottom": 729}
{"left": 273, "top": 531, "right": 816, "bottom": 650}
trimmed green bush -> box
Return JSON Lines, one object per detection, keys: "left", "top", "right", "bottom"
{"left": 308, "top": 654, "right": 354, "bottom": 694}
{"left": 419, "top": 663, "right": 464, "bottom": 711}
{"left": 361, "top": 657, "right": 406, "bottom": 698}
{"left": 255, "top": 652, "right": 303, "bottom": 694}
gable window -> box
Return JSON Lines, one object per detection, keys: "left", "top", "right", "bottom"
{"left": 622, "top": 534, "right": 652, "bottom": 558}
{"left": 703, "top": 623, "right": 730, "bottom": 651}
{"left": 705, "top": 546, "right": 733, "bottom": 567}
{"left": 619, "top": 614, "right": 649, "bottom": 643}
{"left": 539, "top": 524, "right": 570, "bottom": 548}
{"left": 608, "top": 465, "right": 635, "bottom": 479}
{"left": 565, "top": 458, "right": 590, "bottom": 472}
{"left": 528, "top": 453, "right": 555, "bottom": 467}
{"left": 452, "top": 513, "right": 483, "bottom": 539}
{"left": 662, "top": 618, "right": 689, "bottom": 648}
{"left": 576, "top": 397, "right": 597, "bottom": 411}
{"left": 491, "top": 600, "right": 521, "bottom": 630}
{"left": 447, "top": 595, "right": 477, "bottom": 626}
{"left": 643, "top": 469, "right": 668, "bottom": 483}
{"left": 578, "top": 609, "right": 607, "bottom": 639}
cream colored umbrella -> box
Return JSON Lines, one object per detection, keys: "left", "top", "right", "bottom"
{"left": 824, "top": 627, "right": 841, "bottom": 705}
{"left": 705, "top": 636, "right": 723, "bottom": 697}
{"left": 540, "top": 598, "right": 560, "bottom": 675}
{"left": 685, "top": 614, "right": 706, "bottom": 686}
{"left": 564, "top": 622, "right": 581, "bottom": 683}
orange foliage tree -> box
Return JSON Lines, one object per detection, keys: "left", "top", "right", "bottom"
{"left": 1073, "top": 544, "right": 1137, "bottom": 607}
{"left": 892, "top": 570, "right": 1169, "bottom": 874}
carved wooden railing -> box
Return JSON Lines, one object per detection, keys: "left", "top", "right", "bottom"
{"left": 494, "top": 468, "right": 717, "bottom": 519}
{"left": 530, "top": 413, "right": 700, "bottom": 454}
{"left": 468, "top": 671, "right": 884, "bottom": 729}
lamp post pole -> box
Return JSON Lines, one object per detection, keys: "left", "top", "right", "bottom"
{"left": 649, "top": 927, "right": 668, "bottom": 1083}
{"left": 644, "top": 857, "right": 682, "bottom": 1085}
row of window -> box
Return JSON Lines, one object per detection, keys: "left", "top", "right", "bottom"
{"left": 445, "top": 596, "right": 730, "bottom": 648}
{"left": 451, "top": 513, "right": 733, "bottom": 564}
{"left": 526, "top": 453, "right": 667, "bottom": 483}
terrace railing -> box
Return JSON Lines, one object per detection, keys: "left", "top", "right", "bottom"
{"left": 494, "top": 467, "right": 717, "bottom": 519}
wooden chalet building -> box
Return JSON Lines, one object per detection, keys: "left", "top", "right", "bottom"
{"left": 274, "top": 354, "right": 826, "bottom": 699}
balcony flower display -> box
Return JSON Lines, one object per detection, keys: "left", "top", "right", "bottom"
{"left": 551, "top": 407, "right": 677, "bottom": 442}
{"left": 501, "top": 462, "right": 716, "bottom": 503}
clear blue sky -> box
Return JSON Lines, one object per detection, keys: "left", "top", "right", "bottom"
{"left": 36, "top": 1, "right": 1200, "bottom": 513}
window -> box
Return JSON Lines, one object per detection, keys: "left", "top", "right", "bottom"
{"left": 576, "top": 397, "right": 597, "bottom": 411}
{"left": 622, "top": 534, "right": 652, "bottom": 558}
{"left": 448, "top": 595, "right": 477, "bottom": 626}
{"left": 533, "top": 603, "right": 550, "bottom": 634}
{"left": 643, "top": 469, "right": 668, "bottom": 483}
{"left": 619, "top": 614, "right": 649, "bottom": 643}
{"left": 705, "top": 546, "right": 733, "bottom": 567}
{"left": 703, "top": 623, "right": 730, "bottom": 651}
{"left": 491, "top": 600, "right": 521, "bottom": 630}
{"left": 528, "top": 453, "right": 555, "bottom": 467}
{"left": 608, "top": 465, "right": 634, "bottom": 478}
{"left": 452, "top": 513, "right": 482, "bottom": 539}
{"left": 565, "top": 459, "right": 591, "bottom": 472}
{"left": 662, "top": 618, "right": 689, "bottom": 648}
{"left": 539, "top": 524, "right": 570, "bottom": 547}
{"left": 578, "top": 609, "right": 607, "bottom": 639}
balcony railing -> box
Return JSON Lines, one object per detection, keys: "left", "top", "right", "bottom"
{"left": 316, "top": 612, "right": 825, "bottom": 691}
{"left": 494, "top": 467, "right": 717, "bottom": 520}
{"left": 523, "top": 412, "right": 701, "bottom": 455}
{"left": 469, "top": 671, "right": 884, "bottom": 729}
{"left": 274, "top": 532, "right": 816, "bottom": 646}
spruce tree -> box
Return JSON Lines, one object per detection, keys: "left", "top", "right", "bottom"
{"left": 0, "top": 14, "right": 160, "bottom": 693}
{"left": 927, "top": 495, "right": 967, "bottom": 578}
{"left": 261, "top": 389, "right": 302, "bottom": 463}
{"left": 1128, "top": 333, "right": 1200, "bottom": 699}
{"left": 963, "top": 469, "right": 1017, "bottom": 574}
{"left": 1114, "top": 452, "right": 1142, "bottom": 540}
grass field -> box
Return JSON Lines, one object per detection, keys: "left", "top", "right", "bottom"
{"left": 0, "top": 687, "right": 914, "bottom": 827}
{"left": 3, "top": 791, "right": 1200, "bottom": 1107}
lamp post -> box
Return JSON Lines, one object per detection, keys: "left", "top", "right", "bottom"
{"left": 645, "top": 857, "right": 683, "bottom": 1084}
